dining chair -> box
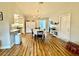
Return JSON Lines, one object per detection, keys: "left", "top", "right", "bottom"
{"left": 37, "top": 31, "right": 44, "bottom": 39}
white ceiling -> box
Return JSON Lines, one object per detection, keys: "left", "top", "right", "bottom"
{"left": 15, "top": 2, "right": 79, "bottom": 17}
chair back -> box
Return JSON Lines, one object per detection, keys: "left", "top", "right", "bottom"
{"left": 37, "top": 31, "right": 43, "bottom": 35}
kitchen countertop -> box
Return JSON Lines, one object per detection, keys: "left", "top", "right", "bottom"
{"left": 10, "top": 29, "right": 20, "bottom": 33}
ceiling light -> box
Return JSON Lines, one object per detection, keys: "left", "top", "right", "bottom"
{"left": 39, "top": 2, "right": 44, "bottom": 4}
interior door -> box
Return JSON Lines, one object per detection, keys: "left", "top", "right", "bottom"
{"left": 26, "top": 21, "right": 35, "bottom": 33}
{"left": 31, "top": 21, "right": 35, "bottom": 29}
{"left": 26, "top": 22, "right": 31, "bottom": 33}
{"left": 59, "top": 14, "right": 70, "bottom": 41}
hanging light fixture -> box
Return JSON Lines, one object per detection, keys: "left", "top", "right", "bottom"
{"left": 39, "top": 2, "right": 44, "bottom": 4}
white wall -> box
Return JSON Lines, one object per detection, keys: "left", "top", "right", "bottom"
{"left": 70, "top": 13, "right": 79, "bottom": 44}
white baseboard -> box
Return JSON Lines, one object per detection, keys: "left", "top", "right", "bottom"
{"left": 70, "top": 41, "right": 79, "bottom": 45}
{"left": 0, "top": 45, "right": 11, "bottom": 49}
{"left": 56, "top": 36, "right": 69, "bottom": 42}
{"left": 0, "top": 43, "right": 14, "bottom": 49}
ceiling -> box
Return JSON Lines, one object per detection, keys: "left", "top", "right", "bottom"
{"left": 15, "top": 2, "right": 79, "bottom": 17}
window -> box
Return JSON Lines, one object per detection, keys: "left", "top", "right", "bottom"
{"left": 39, "top": 19, "right": 46, "bottom": 29}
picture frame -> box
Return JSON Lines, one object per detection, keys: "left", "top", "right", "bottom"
{"left": 0, "top": 12, "right": 3, "bottom": 21}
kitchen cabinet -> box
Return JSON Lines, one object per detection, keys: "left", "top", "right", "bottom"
{"left": 50, "top": 25, "right": 58, "bottom": 36}
{"left": 10, "top": 29, "right": 21, "bottom": 46}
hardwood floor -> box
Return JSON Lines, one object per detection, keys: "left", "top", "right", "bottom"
{"left": 0, "top": 33, "right": 78, "bottom": 56}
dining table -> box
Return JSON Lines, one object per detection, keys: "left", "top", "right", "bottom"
{"left": 32, "top": 29, "right": 47, "bottom": 39}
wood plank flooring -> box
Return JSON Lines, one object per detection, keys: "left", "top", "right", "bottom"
{"left": 0, "top": 33, "right": 78, "bottom": 56}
